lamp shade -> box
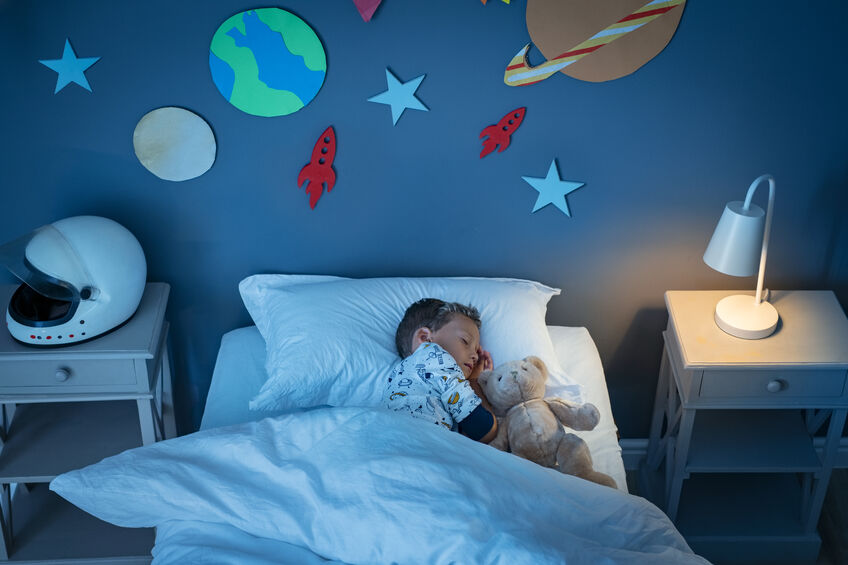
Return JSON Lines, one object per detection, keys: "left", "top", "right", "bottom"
{"left": 703, "top": 201, "right": 765, "bottom": 277}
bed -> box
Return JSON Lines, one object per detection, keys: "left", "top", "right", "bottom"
{"left": 50, "top": 275, "right": 709, "bottom": 564}
{"left": 199, "top": 324, "right": 628, "bottom": 492}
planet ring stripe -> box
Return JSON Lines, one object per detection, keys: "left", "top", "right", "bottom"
{"left": 620, "top": 6, "right": 677, "bottom": 24}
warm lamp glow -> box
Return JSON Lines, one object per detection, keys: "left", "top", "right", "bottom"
{"left": 703, "top": 175, "right": 778, "bottom": 339}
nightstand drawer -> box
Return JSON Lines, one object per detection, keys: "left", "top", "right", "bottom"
{"left": 0, "top": 359, "right": 136, "bottom": 390}
{"left": 700, "top": 369, "right": 846, "bottom": 399}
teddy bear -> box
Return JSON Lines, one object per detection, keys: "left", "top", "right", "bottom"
{"left": 476, "top": 356, "right": 617, "bottom": 488}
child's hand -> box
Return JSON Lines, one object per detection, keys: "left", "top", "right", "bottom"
{"left": 469, "top": 349, "right": 493, "bottom": 381}
{"left": 469, "top": 348, "right": 495, "bottom": 410}
{"left": 479, "top": 349, "right": 493, "bottom": 372}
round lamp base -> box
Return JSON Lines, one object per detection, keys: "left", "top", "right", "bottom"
{"left": 714, "top": 294, "right": 779, "bottom": 340}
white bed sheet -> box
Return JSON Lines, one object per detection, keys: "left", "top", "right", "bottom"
{"left": 200, "top": 325, "right": 627, "bottom": 492}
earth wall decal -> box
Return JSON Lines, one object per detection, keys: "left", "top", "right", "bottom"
{"left": 209, "top": 8, "right": 326, "bottom": 117}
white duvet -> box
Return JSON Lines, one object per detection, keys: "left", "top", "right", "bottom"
{"left": 51, "top": 407, "right": 708, "bottom": 565}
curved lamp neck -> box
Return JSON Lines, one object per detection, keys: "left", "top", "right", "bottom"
{"left": 744, "top": 174, "right": 776, "bottom": 305}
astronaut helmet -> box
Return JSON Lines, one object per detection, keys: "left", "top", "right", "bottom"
{"left": 0, "top": 216, "right": 147, "bottom": 345}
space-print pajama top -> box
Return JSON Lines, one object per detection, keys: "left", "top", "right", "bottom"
{"left": 381, "top": 342, "right": 481, "bottom": 430}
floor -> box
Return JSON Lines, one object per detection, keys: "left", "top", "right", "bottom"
{"left": 625, "top": 468, "right": 846, "bottom": 565}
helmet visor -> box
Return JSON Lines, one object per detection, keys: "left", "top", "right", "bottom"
{"left": 0, "top": 225, "right": 93, "bottom": 301}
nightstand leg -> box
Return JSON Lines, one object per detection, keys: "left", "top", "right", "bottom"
{"left": 646, "top": 348, "right": 671, "bottom": 469}
{"left": 161, "top": 339, "right": 177, "bottom": 440}
{"left": 136, "top": 398, "right": 156, "bottom": 446}
{"left": 802, "top": 408, "right": 847, "bottom": 534}
{"left": 0, "top": 484, "right": 10, "bottom": 559}
{"left": 665, "top": 408, "right": 695, "bottom": 521}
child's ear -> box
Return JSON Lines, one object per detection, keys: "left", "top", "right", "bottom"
{"left": 412, "top": 327, "right": 432, "bottom": 349}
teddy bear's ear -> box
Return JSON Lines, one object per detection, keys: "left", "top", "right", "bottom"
{"left": 477, "top": 370, "right": 491, "bottom": 387}
{"left": 524, "top": 356, "right": 548, "bottom": 377}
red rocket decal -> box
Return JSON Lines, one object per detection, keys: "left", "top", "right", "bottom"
{"left": 479, "top": 107, "right": 526, "bottom": 158}
{"left": 297, "top": 126, "right": 337, "bottom": 209}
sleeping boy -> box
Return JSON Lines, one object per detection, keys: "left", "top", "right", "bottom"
{"left": 382, "top": 298, "right": 498, "bottom": 443}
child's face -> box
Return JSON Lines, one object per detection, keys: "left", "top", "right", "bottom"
{"left": 429, "top": 315, "right": 481, "bottom": 378}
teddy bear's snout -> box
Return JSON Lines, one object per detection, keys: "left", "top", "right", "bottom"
{"left": 512, "top": 370, "right": 535, "bottom": 400}
{"left": 504, "top": 370, "right": 521, "bottom": 389}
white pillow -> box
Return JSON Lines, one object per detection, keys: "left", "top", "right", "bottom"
{"left": 239, "top": 275, "right": 581, "bottom": 411}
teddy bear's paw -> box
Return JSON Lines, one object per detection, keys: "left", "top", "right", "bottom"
{"left": 547, "top": 399, "right": 600, "bottom": 431}
{"left": 575, "top": 403, "right": 601, "bottom": 430}
{"left": 584, "top": 470, "right": 618, "bottom": 489}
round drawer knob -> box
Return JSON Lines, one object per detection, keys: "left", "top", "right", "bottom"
{"left": 766, "top": 379, "right": 784, "bottom": 393}
{"left": 54, "top": 368, "right": 71, "bottom": 382}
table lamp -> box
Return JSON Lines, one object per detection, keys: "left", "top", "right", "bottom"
{"left": 703, "top": 174, "right": 778, "bottom": 339}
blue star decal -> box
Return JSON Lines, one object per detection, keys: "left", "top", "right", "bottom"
{"left": 522, "top": 159, "right": 585, "bottom": 217}
{"left": 367, "top": 68, "right": 428, "bottom": 125}
{"left": 39, "top": 39, "right": 100, "bottom": 94}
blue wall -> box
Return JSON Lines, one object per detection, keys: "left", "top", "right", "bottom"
{"left": 1, "top": 1, "right": 846, "bottom": 437}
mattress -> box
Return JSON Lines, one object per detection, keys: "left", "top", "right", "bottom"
{"left": 200, "top": 324, "right": 627, "bottom": 492}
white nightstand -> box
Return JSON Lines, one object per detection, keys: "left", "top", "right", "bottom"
{"left": 641, "top": 290, "right": 848, "bottom": 564}
{"left": 0, "top": 282, "right": 175, "bottom": 563}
